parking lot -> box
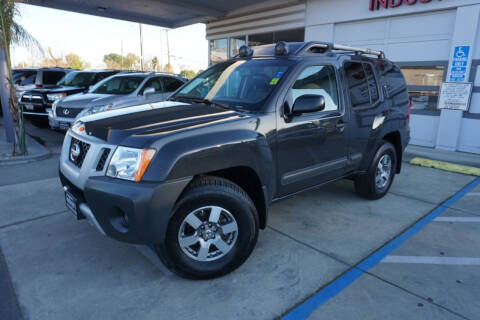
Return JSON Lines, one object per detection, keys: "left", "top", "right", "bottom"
{"left": 1, "top": 123, "right": 479, "bottom": 320}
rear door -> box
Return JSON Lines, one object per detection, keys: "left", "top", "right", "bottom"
{"left": 343, "top": 60, "right": 383, "bottom": 167}
{"left": 276, "top": 63, "right": 349, "bottom": 196}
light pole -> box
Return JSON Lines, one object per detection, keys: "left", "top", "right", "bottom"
{"left": 139, "top": 24, "right": 144, "bottom": 71}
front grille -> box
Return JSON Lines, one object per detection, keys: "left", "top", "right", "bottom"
{"left": 56, "top": 106, "right": 82, "bottom": 118}
{"left": 96, "top": 148, "right": 111, "bottom": 171}
{"left": 69, "top": 137, "right": 90, "bottom": 168}
{"left": 21, "top": 95, "right": 43, "bottom": 104}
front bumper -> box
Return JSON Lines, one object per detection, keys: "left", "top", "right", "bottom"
{"left": 59, "top": 131, "right": 192, "bottom": 244}
{"left": 48, "top": 111, "right": 75, "bottom": 130}
{"left": 60, "top": 172, "right": 191, "bottom": 244}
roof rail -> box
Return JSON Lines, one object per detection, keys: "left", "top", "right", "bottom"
{"left": 296, "top": 41, "right": 385, "bottom": 59}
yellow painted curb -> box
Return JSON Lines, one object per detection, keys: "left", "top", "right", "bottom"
{"left": 410, "top": 157, "right": 480, "bottom": 176}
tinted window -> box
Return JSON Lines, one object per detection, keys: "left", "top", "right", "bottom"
{"left": 344, "top": 62, "right": 370, "bottom": 108}
{"left": 163, "top": 77, "right": 184, "bottom": 92}
{"left": 140, "top": 77, "right": 164, "bottom": 94}
{"left": 91, "top": 76, "right": 146, "bottom": 95}
{"left": 374, "top": 60, "right": 407, "bottom": 97}
{"left": 57, "top": 72, "right": 96, "bottom": 87}
{"left": 364, "top": 63, "right": 379, "bottom": 103}
{"left": 14, "top": 71, "right": 37, "bottom": 85}
{"left": 94, "top": 72, "right": 117, "bottom": 83}
{"left": 291, "top": 65, "right": 339, "bottom": 112}
{"left": 43, "top": 71, "right": 66, "bottom": 84}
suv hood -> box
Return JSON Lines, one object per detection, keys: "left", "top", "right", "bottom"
{"left": 80, "top": 101, "right": 245, "bottom": 145}
{"left": 25, "top": 85, "right": 85, "bottom": 94}
{"left": 59, "top": 93, "right": 123, "bottom": 108}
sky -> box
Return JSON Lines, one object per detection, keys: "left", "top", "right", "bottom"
{"left": 12, "top": 3, "right": 209, "bottom": 73}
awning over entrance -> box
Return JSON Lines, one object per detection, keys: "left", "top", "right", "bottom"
{"left": 19, "top": 0, "right": 280, "bottom": 28}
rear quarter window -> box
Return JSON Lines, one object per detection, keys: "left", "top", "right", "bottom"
{"left": 43, "top": 71, "right": 66, "bottom": 84}
{"left": 163, "top": 77, "right": 184, "bottom": 92}
{"left": 344, "top": 61, "right": 381, "bottom": 108}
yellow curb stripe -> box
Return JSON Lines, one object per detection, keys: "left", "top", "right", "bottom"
{"left": 410, "top": 157, "right": 480, "bottom": 176}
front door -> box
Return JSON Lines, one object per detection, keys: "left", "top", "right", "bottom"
{"left": 276, "top": 64, "right": 348, "bottom": 196}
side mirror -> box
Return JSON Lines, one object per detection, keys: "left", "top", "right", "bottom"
{"left": 291, "top": 94, "right": 326, "bottom": 116}
{"left": 143, "top": 87, "right": 155, "bottom": 97}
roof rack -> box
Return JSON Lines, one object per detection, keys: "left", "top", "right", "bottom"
{"left": 296, "top": 41, "right": 385, "bottom": 59}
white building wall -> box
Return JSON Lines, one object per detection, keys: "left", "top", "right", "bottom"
{"left": 305, "top": 0, "right": 480, "bottom": 154}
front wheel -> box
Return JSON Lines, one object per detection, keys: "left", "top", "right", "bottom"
{"left": 355, "top": 141, "right": 397, "bottom": 200}
{"left": 157, "top": 176, "right": 259, "bottom": 279}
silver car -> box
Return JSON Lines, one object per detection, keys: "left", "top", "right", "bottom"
{"left": 49, "top": 72, "right": 186, "bottom": 130}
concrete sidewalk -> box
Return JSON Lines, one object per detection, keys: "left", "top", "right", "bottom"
{"left": 0, "top": 117, "right": 51, "bottom": 165}
{"left": 405, "top": 145, "right": 480, "bottom": 169}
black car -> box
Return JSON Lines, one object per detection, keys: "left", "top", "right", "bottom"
{"left": 59, "top": 42, "right": 410, "bottom": 279}
{"left": 19, "top": 70, "right": 120, "bottom": 126}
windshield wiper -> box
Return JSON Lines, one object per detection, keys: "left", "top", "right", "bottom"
{"left": 170, "top": 96, "right": 230, "bottom": 110}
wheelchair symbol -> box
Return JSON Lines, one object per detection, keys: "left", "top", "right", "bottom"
{"left": 455, "top": 47, "right": 467, "bottom": 58}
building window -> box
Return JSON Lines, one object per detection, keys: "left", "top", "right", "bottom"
{"left": 230, "top": 36, "right": 246, "bottom": 57}
{"left": 401, "top": 65, "right": 445, "bottom": 111}
{"left": 248, "top": 28, "right": 304, "bottom": 47}
{"left": 210, "top": 39, "right": 228, "bottom": 64}
{"left": 209, "top": 28, "right": 305, "bottom": 65}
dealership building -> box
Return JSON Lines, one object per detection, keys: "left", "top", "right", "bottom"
{"left": 206, "top": 0, "right": 480, "bottom": 154}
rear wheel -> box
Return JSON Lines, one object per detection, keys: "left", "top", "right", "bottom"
{"left": 355, "top": 141, "right": 397, "bottom": 200}
{"left": 157, "top": 176, "right": 259, "bottom": 279}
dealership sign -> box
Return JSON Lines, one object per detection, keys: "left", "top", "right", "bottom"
{"left": 370, "top": 0, "right": 432, "bottom": 11}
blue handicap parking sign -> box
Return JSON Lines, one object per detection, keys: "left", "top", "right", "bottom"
{"left": 449, "top": 46, "right": 470, "bottom": 82}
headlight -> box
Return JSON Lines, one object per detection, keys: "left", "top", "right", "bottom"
{"left": 71, "top": 120, "right": 85, "bottom": 134}
{"left": 77, "top": 105, "right": 112, "bottom": 118}
{"left": 52, "top": 99, "right": 59, "bottom": 115}
{"left": 47, "top": 93, "right": 67, "bottom": 101}
{"left": 106, "top": 147, "right": 156, "bottom": 182}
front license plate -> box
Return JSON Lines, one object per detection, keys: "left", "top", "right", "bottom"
{"left": 59, "top": 122, "right": 70, "bottom": 130}
{"left": 65, "top": 191, "right": 78, "bottom": 218}
{"left": 24, "top": 103, "right": 34, "bottom": 111}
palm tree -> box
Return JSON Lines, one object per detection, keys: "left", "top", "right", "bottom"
{"left": 0, "top": 1, "right": 42, "bottom": 155}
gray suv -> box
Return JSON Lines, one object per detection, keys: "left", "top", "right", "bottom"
{"left": 49, "top": 72, "right": 186, "bottom": 130}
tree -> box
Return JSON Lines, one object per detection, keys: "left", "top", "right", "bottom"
{"left": 151, "top": 56, "right": 159, "bottom": 71}
{"left": 40, "top": 47, "right": 65, "bottom": 68}
{"left": 180, "top": 69, "right": 196, "bottom": 79}
{"left": 0, "top": 0, "right": 43, "bottom": 155}
{"left": 103, "top": 52, "right": 140, "bottom": 70}
{"left": 163, "top": 63, "right": 174, "bottom": 74}
{"left": 65, "top": 53, "right": 86, "bottom": 69}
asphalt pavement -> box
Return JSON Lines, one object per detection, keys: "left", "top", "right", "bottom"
{"left": 0, "top": 123, "right": 479, "bottom": 320}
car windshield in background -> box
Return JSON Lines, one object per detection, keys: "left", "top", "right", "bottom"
{"left": 91, "top": 76, "right": 146, "bottom": 95}
{"left": 172, "top": 59, "right": 294, "bottom": 111}
{"left": 57, "top": 72, "right": 96, "bottom": 87}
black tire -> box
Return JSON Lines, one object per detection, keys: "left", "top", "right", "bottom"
{"left": 157, "top": 176, "right": 259, "bottom": 279}
{"left": 355, "top": 141, "right": 397, "bottom": 200}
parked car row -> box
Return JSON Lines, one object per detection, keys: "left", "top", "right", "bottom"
{"left": 12, "top": 68, "right": 187, "bottom": 130}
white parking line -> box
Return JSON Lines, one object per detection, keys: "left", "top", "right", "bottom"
{"left": 434, "top": 217, "right": 480, "bottom": 222}
{"left": 382, "top": 256, "right": 480, "bottom": 265}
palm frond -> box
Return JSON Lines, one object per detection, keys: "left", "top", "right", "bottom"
{"left": 0, "top": 0, "right": 43, "bottom": 55}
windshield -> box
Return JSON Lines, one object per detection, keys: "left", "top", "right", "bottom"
{"left": 57, "top": 72, "right": 96, "bottom": 87}
{"left": 90, "top": 76, "right": 146, "bottom": 95}
{"left": 171, "top": 59, "right": 294, "bottom": 111}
